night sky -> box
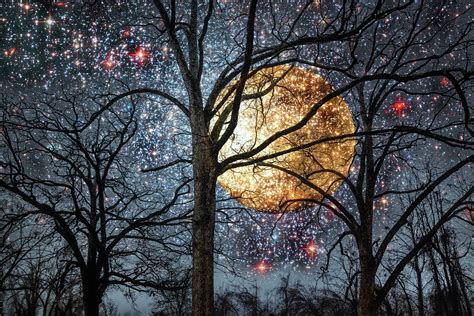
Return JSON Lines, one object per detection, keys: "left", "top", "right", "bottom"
{"left": 1, "top": 0, "right": 472, "bottom": 312}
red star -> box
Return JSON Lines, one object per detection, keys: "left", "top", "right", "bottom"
{"left": 324, "top": 209, "right": 336, "bottom": 221}
{"left": 439, "top": 77, "right": 450, "bottom": 87}
{"left": 303, "top": 240, "right": 318, "bottom": 259}
{"left": 122, "top": 28, "right": 131, "bottom": 38}
{"left": 464, "top": 205, "right": 474, "bottom": 223}
{"left": 390, "top": 97, "right": 410, "bottom": 118}
{"left": 128, "top": 46, "right": 150, "bottom": 65}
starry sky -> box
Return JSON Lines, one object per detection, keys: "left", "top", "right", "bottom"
{"left": 1, "top": 0, "right": 472, "bottom": 286}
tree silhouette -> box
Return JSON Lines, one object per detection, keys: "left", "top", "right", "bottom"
{"left": 109, "top": 1, "right": 470, "bottom": 314}
{"left": 0, "top": 0, "right": 472, "bottom": 315}
{"left": 0, "top": 90, "right": 191, "bottom": 315}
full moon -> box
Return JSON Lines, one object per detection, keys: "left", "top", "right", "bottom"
{"left": 216, "top": 65, "right": 356, "bottom": 212}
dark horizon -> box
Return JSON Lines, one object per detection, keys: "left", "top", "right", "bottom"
{"left": 1, "top": 0, "right": 472, "bottom": 315}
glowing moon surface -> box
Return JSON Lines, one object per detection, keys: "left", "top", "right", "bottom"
{"left": 217, "top": 66, "right": 356, "bottom": 212}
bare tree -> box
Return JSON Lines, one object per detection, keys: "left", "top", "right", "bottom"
{"left": 2, "top": 1, "right": 472, "bottom": 315}
{"left": 262, "top": 90, "right": 472, "bottom": 314}
{"left": 191, "top": 1, "right": 473, "bottom": 314}
{"left": 84, "top": 1, "right": 473, "bottom": 314}
{"left": 152, "top": 274, "right": 192, "bottom": 316}
{"left": 420, "top": 205, "right": 473, "bottom": 316}
{"left": 0, "top": 90, "right": 191, "bottom": 315}
{"left": 0, "top": 199, "right": 58, "bottom": 316}
{"left": 3, "top": 236, "right": 82, "bottom": 316}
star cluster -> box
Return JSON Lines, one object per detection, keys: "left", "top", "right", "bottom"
{"left": 1, "top": 0, "right": 472, "bottom": 278}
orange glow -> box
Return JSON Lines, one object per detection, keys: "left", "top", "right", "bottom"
{"left": 304, "top": 240, "right": 318, "bottom": 258}
{"left": 122, "top": 28, "right": 131, "bottom": 38}
{"left": 101, "top": 53, "right": 116, "bottom": 71}
{"left": 255, "top": 261, "right": 270, "bottom": 274}
{"left": 4, "top": 47, "right": 16, "bottom": 57}
{"left": 217, "top": 66, "right": 356, "bottom": 212}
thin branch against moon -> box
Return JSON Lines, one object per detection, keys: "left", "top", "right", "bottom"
{"left": 217, "top": 65, "right": 356, "bottom": 212}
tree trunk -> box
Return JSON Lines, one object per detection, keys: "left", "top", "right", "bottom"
{"left": 414, "top": 258, "right": 425, "bottom": 316}
{"left": 357, "top": 244, "right": 377, "bottom": 316}
{"left": 0, "top": 285, "right": 4, "bottom": 316}
{"left": 358, "top": 268, "right": 377, "bottom": 315}
{"left": 191, "top": 123, "right": 217, "bottom": 316}
{"left": 357, "top": 116, "right": 377, "bottom": 316}
{"left": 82, "top": 271, "right": 101, "bottom": 316}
